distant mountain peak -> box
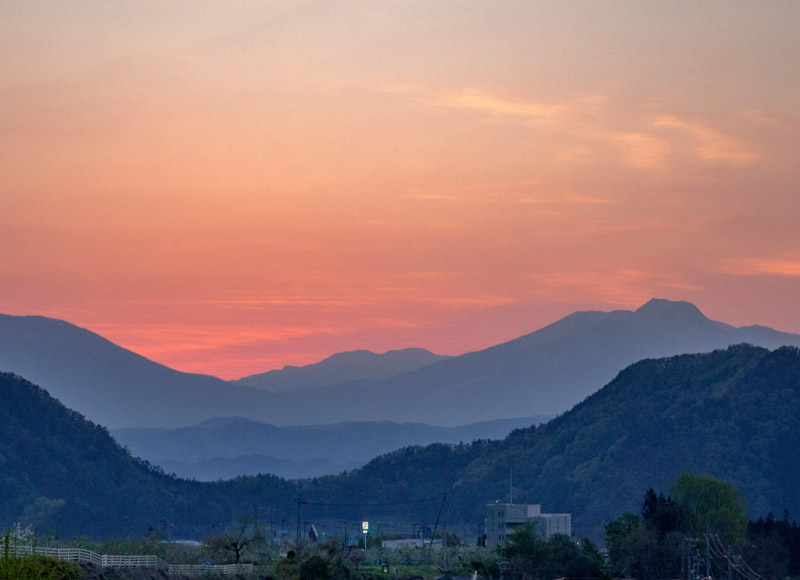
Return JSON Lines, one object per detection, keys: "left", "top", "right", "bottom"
{"left": 234, "top": 347, "right": 450, "bottom": 391}
{"left": 634, "top": 298, "right": 708, "bottom": 321}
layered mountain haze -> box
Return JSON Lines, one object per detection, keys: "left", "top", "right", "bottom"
{"left": 2, "top": 344, "right": 799, "bottom": 541}
{"left": 112, "top": 415, "right": 550, "bottom": 480}
{"left": 0, "top": 314, "right": 275, "bottom": 429}
{"left": 234, "top": 348, "right": 450, "bottom": 391}
{"left": 2, "top": 300, "right": 800, "bottom": 429}
{"left": 249, "top": 299, "right": 800, "bottom": 425}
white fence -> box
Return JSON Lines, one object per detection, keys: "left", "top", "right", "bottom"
{"left": 8, "top": 545, "right": 253, "bottom": 576}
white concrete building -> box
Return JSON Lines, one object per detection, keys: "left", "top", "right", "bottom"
{"left": 484, "top": 503, "right": 571, "bottom": 547}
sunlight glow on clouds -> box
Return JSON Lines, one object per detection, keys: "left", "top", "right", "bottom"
{"left": 652, "top": 115, "right": 760, "bottom": 165}
{"left": 722, "top": 258, "right": 800, "bottom": 278}
{"left": 445, "top": 88, "right": 565, "bottom": 122}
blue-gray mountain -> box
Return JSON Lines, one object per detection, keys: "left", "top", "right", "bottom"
{"left": 2, "top": 299, "right": 799, "bottom": 429}
{"left": 233, "top": 348, "right": 450, "bottom": 390}
{"left": 2, "top": 344, "right": 799, "bottom": 541}
{"left": 112, "top": 415, "right": 551, "bottom": 480}
{"left": 0, "top": 314, "right": 271, "bottom": 428}
{"left": 236, "top": 299, "right": 800, "bottom": 426}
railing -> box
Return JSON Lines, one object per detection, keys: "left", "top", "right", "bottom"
{"left": 169, "top": 563, "right": 253, "bottom": 575}
{"left": 7, "top": 545, "right": 253, "bottom": 576}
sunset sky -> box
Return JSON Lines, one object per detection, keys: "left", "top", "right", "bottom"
{"left": 2, "top": 1, "right": 799, "bottom": 379}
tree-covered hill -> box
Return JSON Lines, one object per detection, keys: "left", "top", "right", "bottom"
{"left": 2, "top": 345, "right": 799, "bottom": 542}
{"left": 0, "top": 372, "right": 297, "bottom": 538}
{"left": 292, "top": 344, "right": 800, "bottom": 541}
{"left": 441, "top": 344, "right": 800, "bottom": 538}
{"left": 251, "top": 344, "right": 800, "bottom": 540}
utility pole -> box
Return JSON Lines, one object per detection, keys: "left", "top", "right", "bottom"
{"left": 296, "top": 496, "right": 306, "bottom": 547}
{"left": 253, "top": 503, "right": 259, "bottom": 537}
{"left": 706, "top": 532, "right": 711, "bottom": 580}
{"left": 727, "top": 545, "right": 732, "bottom": 580}
{"left": 682, "top": 537, "right": 686, "bottom": 580}
{"left": 442, "top": 491, "right": 449, "bottom": 579}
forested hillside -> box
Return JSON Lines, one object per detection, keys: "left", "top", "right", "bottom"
{"left": 441, "top": 344, "right": 800, "bottom": 537}
{"left": 0, "top": 372, "right": 297, "bottom": 538}
{"left": 300, "top": 344, "right": 800, "bottom": 539}
{"left": 2, "top": 345, "right": 799, "bottom": 542}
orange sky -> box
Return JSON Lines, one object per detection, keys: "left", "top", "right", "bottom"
{"left": 2, "top": 1, "right": 799, "bottom": 379}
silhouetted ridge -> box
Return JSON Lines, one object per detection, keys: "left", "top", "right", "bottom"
{"left": 3, "top": 300, "right": 800, "bottom": 427}
{"left": 635, "top": 297, "right": 708, "bottom": 320}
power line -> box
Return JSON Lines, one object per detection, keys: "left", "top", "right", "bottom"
{"left": 701, "top": 533, "right": 765, "bottom": 580}
{"left": 302, "top": 497, "right": 440, "bottom": 508}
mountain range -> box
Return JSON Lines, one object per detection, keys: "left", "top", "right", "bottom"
{"left": 112, "top": 415, "right": 551, "bottom": 480}
{"left": 234, "top": 348, "right": 450, "bottom": 390}
{"left": 2, "top": 343, "right": 799, "bottom": 542}
{"left": 2, "top": 299, "right": 800, "bottom": 430}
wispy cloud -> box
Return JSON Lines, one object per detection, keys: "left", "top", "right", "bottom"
{"left": 402, "top": 183, "right": 611, "bottom": 207}
{"left": 721, "top": 258, "right": 800, "bottom": 278}
{"left": 402, "top": 192, "right": 460, "bottom": 201}
{"left": 742, "top": 108, "right": 800, "bottom": 130}
{"left": 379, "top": 82, "right": 567, "bottom": 123}
{"left": 563, "top": 194, "right": 613, "bottom": 205}
{"left": 616, "top": 132, "right": 671, "bottom": 169}
{"left": 653, "top": 115, "right": 759, "bottom": 165}
{"left": 444, "top": 88, "right": 565, "bottom": 122}
{"left": 382, "top": 82, "right": 761, "bottom": 171}
{"left": 528, "top": 268, "right": 701, "bottom": 306}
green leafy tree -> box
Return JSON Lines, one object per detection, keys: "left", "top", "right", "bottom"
{"left": 670, "top": 473, "right": 748, "bottom": 545}
{"left": 605, "top": 512, "right": 644, "bottom": 576}
{"left": 606, "top": 476, "right": 750, "bottom": 580}
{"left": 642, "top": 489, "right": 681, "bottom": 534}
{"left": 605, "top": 492, "right": 683, "bottom": 580}
{"left": 498, "top": 523, "right": 602, "bottom": 580}
{"left": 746, "top": 511, "right": 800, "bottom": 579}
{"left": 547, "top": 534, "right": 603, "bottom": 579}
{"left": 498, "top": 523, "right": 550, "bottom": 580}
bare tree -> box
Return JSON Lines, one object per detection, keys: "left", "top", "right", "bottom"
{"left": 205, "top": 515, "right": 258, "bottom": 564}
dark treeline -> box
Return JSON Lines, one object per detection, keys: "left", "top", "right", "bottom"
{"left": 498, "top": 475, "right": 799, "bottom": 580}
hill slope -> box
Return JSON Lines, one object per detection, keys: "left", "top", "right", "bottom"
{"left": 0, "top": 371, "right": 189, "bottom": 535}
{"left": 323, "top": 344, "right": 800, "bottom": 540}
{"left": 0, "top": 314, "right": 279, "bottom": 428}
{"left": 0, "top": 371, "right": 296, "bottom": 538}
